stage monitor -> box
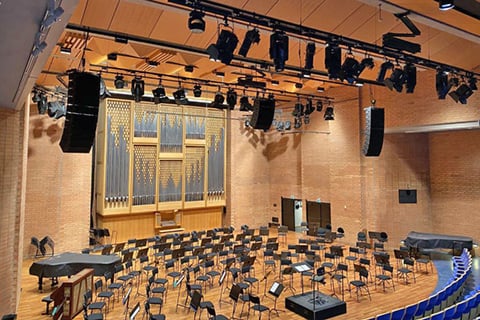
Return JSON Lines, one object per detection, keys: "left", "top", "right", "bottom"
{"left": 399, "top": 189, "right": 417, "bottom": 204}
{"left": 129, "top": 302, "right": 140, "bottom": 320}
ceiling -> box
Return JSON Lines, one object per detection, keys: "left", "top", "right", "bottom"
{"left": 1, "top": 0, "right": 479, "bottom": 110}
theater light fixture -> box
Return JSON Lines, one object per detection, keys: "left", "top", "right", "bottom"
{"left": 436, "top": 68, "right": 450, "bottom": 99}
{"left": 439, "top": 0, "right": 454, "bottom": 10}
{"left": 34, "top": 92, "right": 48, "bottom": 114}
{"left": 173, "top": 87, "right": 188, "bottom": 105}
{"left": 357, "top": 57, "right": 375, "bottom": 77}
{"left": 226, "top": 88, "right": 237, "bottom": 110}
{"left": 131, "top": 76, "right": 145, "bottom": 102}
{"left": 341, "top": 55, "right": 360, "bottom": 84}
{"left": 269, "top": 30, "right": 289, "bottom": 72}
{"left": 304, "top": 42, "right": 316, "bottom": 70}
{"left": 47, "top": 101, "right": 66, "bottom": 119}
{"left": 384, "top": 67, "right": 406, "bottom": 93}
{"left": 284, "top": 120, "right": 292, "bottom": 130}
{"left": 377, "top": 60, "right": 394, "bottom": 83}
{"left": 206, "top": 26, "right": 239, "bottom": 65}
{"left": 449, "top": 83, "right": 474, "bottom": 104}
{"left": 42, "top": 3, "right": 64, "bottom": 28}
{"left": 188, "top": 10, "right": 206, "bottom": 33}
{"left": 324, "top": 105, "right": 335, "bottom": 121}
{"left": 305, "top": 98, "right": 315, "bottom": 115}
{"left": 210, "top": 89, "right": 225, "bottom": 109}
{"left": 152, "top": 82, "right": 168, "bottom": 104}
{"left": 114, "top": 74, "right": 125, "bottom": 89}
{"left": 316, "top": 100, "right": 323, "bottom": 112}
{"left": 404, "top": 63, "right": 417, "bottom": 93}
{"left": 193, "top": 84, "right": 202, "bottom": 97}
{"left": 325, "top": 42, "right": 341, "bottom": 80}
{"left": 468, "top": 77, "right": 477, "bottom": 91}
{"left": 239, "top": 95, "right": 253, "bottom": 111}
{"left": 239, "top": 28, "right": 260, "bottom": 57}
{"left": 294, "top": 116, "right": 302, "bottom": 129}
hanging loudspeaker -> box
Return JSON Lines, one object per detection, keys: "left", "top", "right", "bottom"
{"left": 60, "top": 71, "right": 100, "bottom": 153}
{"left": 250, "top": 97, "right": 275, "bottom": 130}
{"left": 363, "top": 107, "right": 384, "bottom": 157}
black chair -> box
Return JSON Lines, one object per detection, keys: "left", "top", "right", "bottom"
{"left": 336, "top": 227, "right": 345, "bottom": 239}
{"left": 84, "top": 289, "right": 106, "bottom": 317}
{"left": 206, "top": 305, "right": 228, "bottom": 320}
{"left": 375, "top": 264, "right": 395, "bottom": 292}
{"left": 357, "top": 231, "right": 367, "bottom": 242}
{"left": 397, "top": 258, "right": 416, "bottom": 284}
{"left": 144, "top": 301, "right": 166, "bottom": 320}
{"left": 331, "top": 263, "right": 348, "bottom": 300}
{"left": 104, "top": 271, "right": 122, "bottom": 304}
{"left": 39, "top": 236, "right": 54, "bottom": 256}
{"left": 94, "top": 279, "right": 114, "bottom": 313}
{"left": 1, "top": 315, "right": 16, "bottom": 320}
{"left": 83, "top": 303, "right": 103, "bottom": 320}
{"left": 349, "top": 265, "right": 371, "bottom": 302}
{"left": 146, "top": 284, "right": 163, "bottom": 314}
{"left": 248, "top": 293, "right": 270, "bottom": 319}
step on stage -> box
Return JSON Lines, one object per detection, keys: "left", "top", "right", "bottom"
{"left": 285, "top": 291, "right": 347, "bottom": 320}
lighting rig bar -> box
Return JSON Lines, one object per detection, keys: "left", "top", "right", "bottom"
{"left": 167, "top": 0, "right": 479, "bottom": 78}
{"left": 65, "top": 23, "right": 380, "bottom": 88}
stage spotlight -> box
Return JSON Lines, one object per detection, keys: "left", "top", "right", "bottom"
{"left": 210, "top": 91, "right": 225, "bottom": 109}
{"left": 404, "top": 63, "right": 417, "bottom": 93}
{"left": 294, "top": 116, "right": 302, "bottom": 129}
{"left": 206, "top": 28, "right": 239, "bottom": 65}
{"left": 436, "top": 69, "right": 450, "bottom": 99}
{"left": 193, "top": 84, "right": 202, "bottom": 97}
{"left": 304, "top": 42, "right": 316, "bottom": 70}
{"left": 324, "top": 106, "right": 334, "bottom": 121}
{"left": 46, "top": 101, "right": 66, "bottom": 119}
{"left": 36, "top": 93, "right": 48, "bottom": 114}
{"left": 316, "top": 100, "right": 323, "bottom": 112}
{"left": 384, "top": 68, "right": 406, "bottom": 93}
{"left": 439, "top": 0, "right": 454, "bottom": 10}
{"left": 239, "top": 28, "right": 260, "bottom": 57}
{"left": 114, "top": 74, "right": 125, "bottom": 89}
{"left": 275, "top": 121, "right": 284, "bottom": 131}
{"left": 468, "top": 77, "right": 477, "bottom": 91}
{"left": 239, "top": 95, "right": 253, "bottom": 111}
{"left": 152, "top": 85, "right": 168, "bottom": 104}
{"left": 341, "top": 56, "right": 360, "bottom": 84}
{"left": 173, "top": 88, "right": 188, "bottom": 105}
{"left": 325, "top": 42, "right": 342, "bottom": 80}
{"left": 305, "top": 98, "right": 315, "bottom": 115}
{"left": 293, "top": 102, "right": 304, "bottom": 117}
{"left": 226, "top": 88, "right": 237, "bottom": 110}
{"left": 131, "top": 76, "right": 144, "bottom": 102}
{"left": 449, "top": 83, "right": 474, "bottom": 104}
{"left": 304, "top": 114, "right": 311, "bottom": 125}
{"left": 99, "top": 77, "right": 111, "bottom": 100}
{"left": 284, "top": 120, "right": 292, "bottom": 130}
{"left": 188, "top": 10, "right": 205, "bottom": 33}
{"left": 269, "top": 30, "right": 289, "bottom": 72}
{"left": 376, "top": 61, "right": 394, "bottom": 83}
{"left": 357, "top": 57, "right": 375, "bottom": 76}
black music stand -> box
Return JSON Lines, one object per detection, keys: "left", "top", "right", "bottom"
{"left": 219, "top": 259, "right": 235, "bottom": 306}
{"left": 268, "top": 281, "right": 285, "bottom": 316}
{"left": 292, "top": 262, "right": 313, "bottom": 294}
{"left": 281, "top": 267, "right": 296, "bottom": 295}
{"left": 122, "top": 285, "right": 133, "bottom": 320}
{"left": 174, "top": 272, "right": 188, "bottom": 312}
{"left": 309, "top": 266, "right": 327, "bottom": 320}
{"left": 129, "top": 302, "right": 140, "bottom": 320}
{"left": 261, "top": 270, "right": 273, "bottom": 298}
{"left": 229, "top": 284, "right": 243, "bottom": 320}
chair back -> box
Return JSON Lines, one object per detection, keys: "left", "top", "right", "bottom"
{"left": 249, "top": 294, "right": 260, "bottom": 305}
{"left": 190, "top": 290, "right": 202, "bottom": 312}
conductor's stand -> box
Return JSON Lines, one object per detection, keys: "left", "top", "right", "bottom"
{"left": 269, "top": 281, "right": 285, "bottom": 316}
{"left": 310, "top": 267, "right": 327, "bottom": 301}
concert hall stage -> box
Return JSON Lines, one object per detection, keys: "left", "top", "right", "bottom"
{"left": 285, "top": 291, "right": 347, "bottom": 320}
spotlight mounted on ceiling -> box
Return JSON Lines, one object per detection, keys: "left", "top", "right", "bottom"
{"left": 206, "top": 24, "right": 239, "bottom": 65}
{"left": 152, "top": 81, "right": 169, "bottom": 104}
{"left": 239, "top": 95, "right": 253, "bottom": 111}
{"left": 324, "top": 105, "right": 335, "bottom": 121}
{"left": 173, "top": 87, "right": 188, "bottom": 105}
{"left": 210, "top": 89, "right": 225, "bottom": 109}
{"left": 114, "top": 74, "right": 125, "bottom": 89}
{"left": 32, "top": 91, "right": 48, "bottom": 114}
{"left": 449, "top": 82, "right": 474, "bottom": 104}
{"left": 304, "top": 42, "right": 316, "bottom": 70}
{"left": 384, "top": 67, "right": 406, "bottom": 93}
{"left": 316, "top": 100, "right": 323, "bottom": 112}
{"left": 404, "top": 63, "right": 417, "bottom": 93}
{"left": 340, "top": 55, "right": 360, "bottom": 84}
{"left": 239, "top": 28, "right": 260, "bottom": 57}
{"left": 193, "top": 84, "right": 202, "bottom": 97}
{"left": 226, "top": 88, "right": 237, "bottom": 110}
{"left": 47, "top": 101, "right": 66, "bottom": 119}
{"left": 131, "top": 76, "right": 145, "bottom": 102}
{"left": 188, "top": 10, "right": 206, "bottom": 33}
{"left": 436, "top": 68, "right": 451, "bottom": 99}
{"left": 377, "top": 60, "right": 394, "bottom": 83}
{"left": 439, "top": 0, "right": 455, "bottom": 11}
{"left": 269, "top": 30, "right": 289, "bottom": 72}
{"left": 325, "top": 42, "right": 342, "bottom": 80}
{"left": 357, "top": 57, "right": 375, "bottom": 77}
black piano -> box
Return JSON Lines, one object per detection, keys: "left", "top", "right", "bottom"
{"left": 30, "top": 252, "right": 120, "bottom": 290}
{"left": 404, "top": 231, "right": 473, "bottom": 251}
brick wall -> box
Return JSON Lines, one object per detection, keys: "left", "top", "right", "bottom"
{"left": 24, "top": 106, "right": 91, "bottom": 258}
{"left": 0, "top": 105, "right": 27, "bottom": 315}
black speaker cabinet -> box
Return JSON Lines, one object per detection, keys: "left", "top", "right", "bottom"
{"left": 250, "top": 97, "right": 275, "bottom": 130}
{"left": 362, "top": 107, "right": 384, "bottom": 157}
{"left": 60, "top": 72, "right": 100, "bottom": 153}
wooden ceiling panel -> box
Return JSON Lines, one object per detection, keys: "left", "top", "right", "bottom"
{"left": 429, "top": 38, "right": 480, "bottom": 70}
{"left": 69, "top": 0, "right": 87, "bottom": 25}
{"left": 81, "top": 0, "right": 119, "bottom": 29}
{"left": 149, "top": 10, "right": 191, "bottom": 44}
{"left": 303, "top": 0, "right": 363, "bottom": 34}
{"left": 332, "top": 5, "right": 378, "bottom": 41}
{"left": 264, "top": 0, "right": 322, "bottom": 24}
{"left": 241, "top": 0, "right": 279, "bottom": 15}
{"left": 109, "top": 2, "right": 164, "bottom": 37}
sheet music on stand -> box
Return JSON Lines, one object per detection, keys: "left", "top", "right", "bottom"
{"left": 269, "top": 282, "right": 284, "bottom": 297}
{"left": 129, "top": 302, "right": 140, "bottom": 320}
{"left": 291, "top": 262, "right": 313, "bottom": 273}
{"left": 219, "top": 270, "right": 227, "bottom": 285}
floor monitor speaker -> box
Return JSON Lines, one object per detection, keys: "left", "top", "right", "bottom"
{"left": 60, "top": 72, "right": 100, "bottom": 153}
{"left": 363, "top": 107, "right": 384, "bottom": 157}
{"left": 250, "top": 97, "right": 275, "bottom": 130}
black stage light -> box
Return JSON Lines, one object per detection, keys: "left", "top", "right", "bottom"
{"left": 114, "top": 74, "right": 125, "bottom": 89}
{"left": 31, "top": 90, "right": 41, "bottom": 103}
{"left": 47, "top": 101, "right": 66, "bottom": 119}
{"left": 193, "top": 84, "right": 202, "bottom": 97}
{"left": 284, "top": 120, "right": 292, "bottom": 130}
{"left": 304, "top": 98, "right": 315, "bottom": 115}
{"left": 293, "top": 102, "right": 304, "bottom": 117}
{"left": 436, "top": 69, "right": 450, "bottom": 99}
{"left": 468, "top": 77, "right": 477, "bottom": 91}
{"left": 384, "top": 68, "right": 407, "bottom": 93}
{"left": 357, "top": 57, "right": 375, "bottom": 76}
{"left": 304, "top": 42, "right": 316, "bottom": 70}
{"left": 99, "top": 77, "right": 111, "bottom": 100}
{"left": 324, "top": 106, "right": 334, "bottom": 120}
{"left": 269, "top": 30, "right": 289, "bottom": 72}
{"left": 304, "top": 114, "right": 311, "bottom": 125}
{"left": 226, "top": 88, "right": 237, "bottom": 110}
{"left": 325, "top": 42, "right": 341, "bottom": 80}
{"left": 210, "top": 91, "right": 225, "bottom": 109}
{"left": 152, "top": 85, "right": 168, "bottom": 104}
{"left": 294, "top": 116, "right": 302, "bottom": 129}
{"left": 206, "top": 28, "right": 239, "bottom": 65}
{"left": 239, "top": 95, "right": 253, "bottom": 111}
{"left": 173, "top": 88, "right": 188, "bottom": 105}
{"left": 36, "top": 93, "right": 48, "bottom": 114}
{"left": 404, "top": 63, "right": 417, "bottom": 93}
{"left": 449, "top": 83, "right": 474, "bottom": 104}
{"left": 439, "top": 0, "right": 454, "bottom": 10}
{"left": 341, "top": 57, "right": 360, "bottom": 84}
{"left": 188, "top": 10, "right": 205, "bottom": 33}
{"left": 376, "top": 61, "right": 394, "bottom": 83}
{"left": 316, "top": 100, "right": 323, "bottom": 112}
{"left": 131, "top": 76, "right": 144, "bottom": 102}
{"left": 239, "top": 28, "right": 260, "bottom": 57}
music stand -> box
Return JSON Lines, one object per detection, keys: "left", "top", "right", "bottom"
{"left": 292, "top": 262, "right": 313, "bottom": 294}
{"left": 261, "top": 270, "right": 273, "bottom": 297}
{"left": 266, "top": 242, "right": 279, "bottom": 251}
{"left": 122, "top": 286, "right": 132, "bottom": 320}
{"left": 281, "top": 267, "right": 296, "bottom": 294}
{"left": 268, "top": 281, "right": 285, "bottom": 316}
{"left": 128, "top": 302, "right": 140, "bottom": 320}
{"left": 174, "top": 273, "right": 188, "bottom": 311}
{"left": 310, "top": 267, "right": 326, "bottom": 320}
{"left": 229, "top": 284, "right": 243, "bottom": 320}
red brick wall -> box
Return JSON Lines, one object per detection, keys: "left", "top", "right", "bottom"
{"left": 0, "top": 105, "right": 27, "bottom": 315}
{"left": 24, "top": 106, "right": 91, "bottom": 258}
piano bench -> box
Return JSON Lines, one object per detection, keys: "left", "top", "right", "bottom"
{"left": 42, "top": 295, "right": 54, "bottom": 315}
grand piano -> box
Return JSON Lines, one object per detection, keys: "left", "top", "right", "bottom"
{"left": 404, "top": 231, "right": 473, "bottom": 251}
{"left": 30, "top": 252, "right": 121, "bottom": 290}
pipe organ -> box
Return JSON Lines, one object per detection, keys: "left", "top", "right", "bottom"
{"left": 96, "top": 98, "right": 226, "bottom": 234}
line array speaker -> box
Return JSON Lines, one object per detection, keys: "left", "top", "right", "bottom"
{"left": 60, "top": 71, "right": 100, "bottom": 153}
{"left": 250, "top": 97, "right": 275, "bottom": 130}
{"left": 362, "top": 107, "right": 384, "bottom": 157}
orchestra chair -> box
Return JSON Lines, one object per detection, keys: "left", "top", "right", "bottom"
{"left": 148, "top": 276, "right": 166, "bottom": 303}
{"left": 375, "top": 264, "right": 395, "bottom": 292}
{"left": 206, "top": 305, "right": 228, "bottom": 320}
{"left": 31, "top": 237, "right": 42, "bottom": 258}
{"left": 103, "top": 271, "right": 122, "bottom": 304}
{"left": 165, "top": 259, "right": 182, "bottom": 289}
{"left": 41, "top": 295, "right": 54, "bottom": 315}
{"left": 345, "top": 247, "right": 360, "bottom": 267}
{"left": 94, "top": 279, "right": 114, "bottom": 313}
{"left": 151, "top": 267, "right": 169, "bottom": 300}
{"left": 82, "top": 303, "right": 103, "bottom": 320}
{"left": 300, "top": 222, "right": 309, "bottom": 237}
{"left": 331, "top": 263, "right": 349, "bottom": 301}
{"left": 357, "top": 231, "right": 367, "bottom": 243}
{"left": 40, "top": 236, "right": 55, "bottom": 256}
{"left": 84, "top": 289, "right": 106, "bottom": 317}
{"left": 397, "top": 258, "right": 416, "bottom": 284}
{"left": 349, "top": 265, "right": 371, "bottom": 302}
{"left": 248, "top": 293, "right": 271, "bottom": 319}
{"left": 146, "top": 283, "right": 163, "bottom": 314}
{"left": 277, "top": 226, "right": 288, "bottom": 244}
{"left": 415, "top": 252, "right": 434, "bottom": 274}
{"left": 144, "top": 301, "right": 166, "bottom": 320}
